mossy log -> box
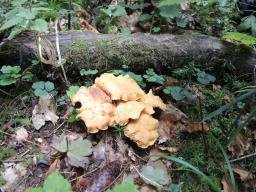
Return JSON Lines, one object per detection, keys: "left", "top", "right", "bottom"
{"left": 0, "top": 31, "right": 255, "bottom": 77}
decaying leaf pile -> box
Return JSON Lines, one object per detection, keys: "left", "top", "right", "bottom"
{"left": 71, "top": 73, "right": 166, "bottom": 148}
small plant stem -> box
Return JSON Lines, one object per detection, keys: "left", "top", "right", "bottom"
{"left": 0, "top": 88, "right": 12, "bottom": 96}
{"left": 55, "top": 19, "right": 69, "bottom": 85}
{"left": 230, "top": 152, "right": 256, "bottom": 163}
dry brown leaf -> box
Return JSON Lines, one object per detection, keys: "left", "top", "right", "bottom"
{"left": 158, "top": 146, "right": 179, "bottom": 153}
{"left": 45, "top": 159, "right": 61, "bottom": 178}
{"left": 221, "top": 175, "right": 233, "bottom": 192}
{"left": 71, "top": 86, "right": 116, "bottom": 133}
{"left": 15, "top": 127, "right": 28, "bottom": 143}
{"left": 32, "top": 94, "right": 59, "bottom": 130}
{"left": 232, "top": 166, "right": 253, "bottom": 181}
{"left": 95, "top": 73, "right": 145, "bottom": 101}
{"left": 185, "top": 121, "right": 210, "bottom": 133}
{"left": 77, "top": 10, "right": 99, "bottom": 34}
{"left": 124, "top": 114, "right": 159, "bottom": 148}
{"left": 114, "top": 101, "right": 145, "bottom": 125}
{"left": 139, "top": 90, "right": 166, "bottom": 115}
{"left": 158, "top": 104, "right": 188, "bottom": 144}
{"left": 228, "top": 132, "right": 250, "bottom": 157}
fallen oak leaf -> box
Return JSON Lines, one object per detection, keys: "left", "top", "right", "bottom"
{"left": 228, "top": 132, "right": 250, "bottom": 157}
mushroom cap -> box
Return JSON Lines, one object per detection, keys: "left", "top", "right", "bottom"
{"left": 114, "top": 101, "right": 145, "bottom": 125}
{"left": 95, "top": 73, "right": 145, "bottom": 101}
{"left": 139, "top": 90, "right": 166, "bottom": 114}
{"left": 124, "top": 113, "right": 159, "bottom": 148}
{"left": 71, "top": 86, "right": 115, "bottom": 133}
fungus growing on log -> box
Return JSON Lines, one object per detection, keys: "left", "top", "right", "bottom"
{"left": 71, "top": 73, "right": 166, "bottom": 148}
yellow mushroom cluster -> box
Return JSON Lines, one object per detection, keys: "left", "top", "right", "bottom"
{"left": 71, "top": 73, "right": 166, "bottom": 148}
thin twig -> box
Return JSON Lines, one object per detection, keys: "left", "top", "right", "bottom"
{"left": 230, "top": 152, "right": 256, "bottom": 163}
{"left": 55, "top": 19, "right": 68, "bottom": 84}
{"left": 69, "top": 167, "right": 100, "bottom": 182}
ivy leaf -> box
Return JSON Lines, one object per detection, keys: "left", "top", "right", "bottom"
{"left": 30, "top": 19, "right": 48, "bottom": 32}
{"left": 66, "top": 86, "right": 80, "bottom": 99}
{"left": 21, "top": 72, "right": 33, "bottom": 80}
{"left": 32, "top": 81, "right": 45, "bottom": 90}
{"left": 51, "top": 134, "right": 68, "bottom": 153}
{"left": 141, "top": 163, "right": 169, "bottom": 187}
{"left": 196, "top": 71, "right": 216, "bottom": 84}
{"left": 164, "top": 86, "right": 192, "bottom": 101}
{"left": 43, "top": 172, "right": 72, "bottom": 192}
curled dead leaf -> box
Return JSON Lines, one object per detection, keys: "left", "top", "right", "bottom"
{"left": 124, "top": 114, "right": 159, "bottom": 148}
{"left": 228, "top": 132, "right": 250, "bottom": 157}
{"left": 32, "top": 94, "right": 59, "bottom": 130}
{"left": 158, "top": 104, "right": 188, "bottom": 144}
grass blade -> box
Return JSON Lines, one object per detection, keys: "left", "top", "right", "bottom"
{"left": 203, "top": 90, "right": 256, "bottom": 122}
{"left": 151, "top": 154, "right": 220, "bottom": 192}
{"left": 227, "top": 107, "right": 256, "bottom": 145}
{"left": 210, "top": 134, "right": 237, "bottom": 192}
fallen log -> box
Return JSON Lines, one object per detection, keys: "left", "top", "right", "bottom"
{"left": 0, "top": 31, "right": 255, "bottom": 77}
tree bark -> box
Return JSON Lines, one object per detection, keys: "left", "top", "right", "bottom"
{"left": 0, "top": 31, "right": 255, "bottom": 77}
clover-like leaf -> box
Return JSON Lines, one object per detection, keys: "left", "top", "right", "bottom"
{"left": 44, "top": 81, "right": 55, "bottom": 92}
{"left": 143, "top": 68, "right": 165, "bottom": 84}
{"left": 66, "top": 86, "right": 80, "bottom": 99}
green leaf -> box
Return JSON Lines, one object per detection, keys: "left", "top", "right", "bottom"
{"left": 168, "top": 184, "right": 182, "bottom": 192}
{"left": 164, "top": 86, "right": 192, "bottom": 101}
{"left": 34, "top": 89, "right": 48, "bottom": 97}
{"left": 143, "top": 68, "right": 165, "bottom": 84}
{"left": 22, "top": 72, "right": 33, "bottom": 80}
{"left": 51, "top": 134, "right": 68, "bottom": 153}
{"left": 112, "top": 5, "right": 127, "bottom": 17}
{"left": 9, "top": 27, "right": 25, "bottom": 39}
{"left": 151, "top": 155, "right": 220, "bottom": 192}
{"left": 30, "top": 19, "right": 48, "bottom": 32}
{"left": 159, "top": 0, "right": 197, "bottom": 6}
{"left": 66, "top": 86, "right": 80, "bottom": 99}
{"left": 152, "top": 27, "right": 161, "bottom": 33}
{"left": 32, "top": 81, "right": 45, "bottom": 90}
{"left": 121, "top": 27, "right": 131, "bottom": 34}
{"left": 68, "top": 138, "right": 92, "bottom": 159}
{"left": 43, "top": 172, "right": 72, "bottom": 192}
{"left": 1, "top": 65, "right": 21, "bottom": 74}
{"left": 159, "top": 5, "right": 181, "bottom": 18}
{"left": 0, "top": 77, "right": 17, "bottom": 86}
{"left": 203, "top": 89, "right": 256, "bottom": 121}
{"left": 196, "top": 70, "right": 216, "bottom": 84}
{"left": 80, "top": 69, "right": 98, "bottom": 76}
{"left": 107, "top": 176, "right": 139, "bottom": 192}
{"left": 0, "top": 17, "right": 24, "bottom": 31}
{"left": 139, "top": 14, "right": 152, "bottom": 21}
{"left": 29, "top": 187, "right": 45, "bottom": 192}
{"left": 141, "top": 163, "right": 169, "bottom": 187}
{"left": 44, "top": 81, "right": 55, "bottom": 92}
